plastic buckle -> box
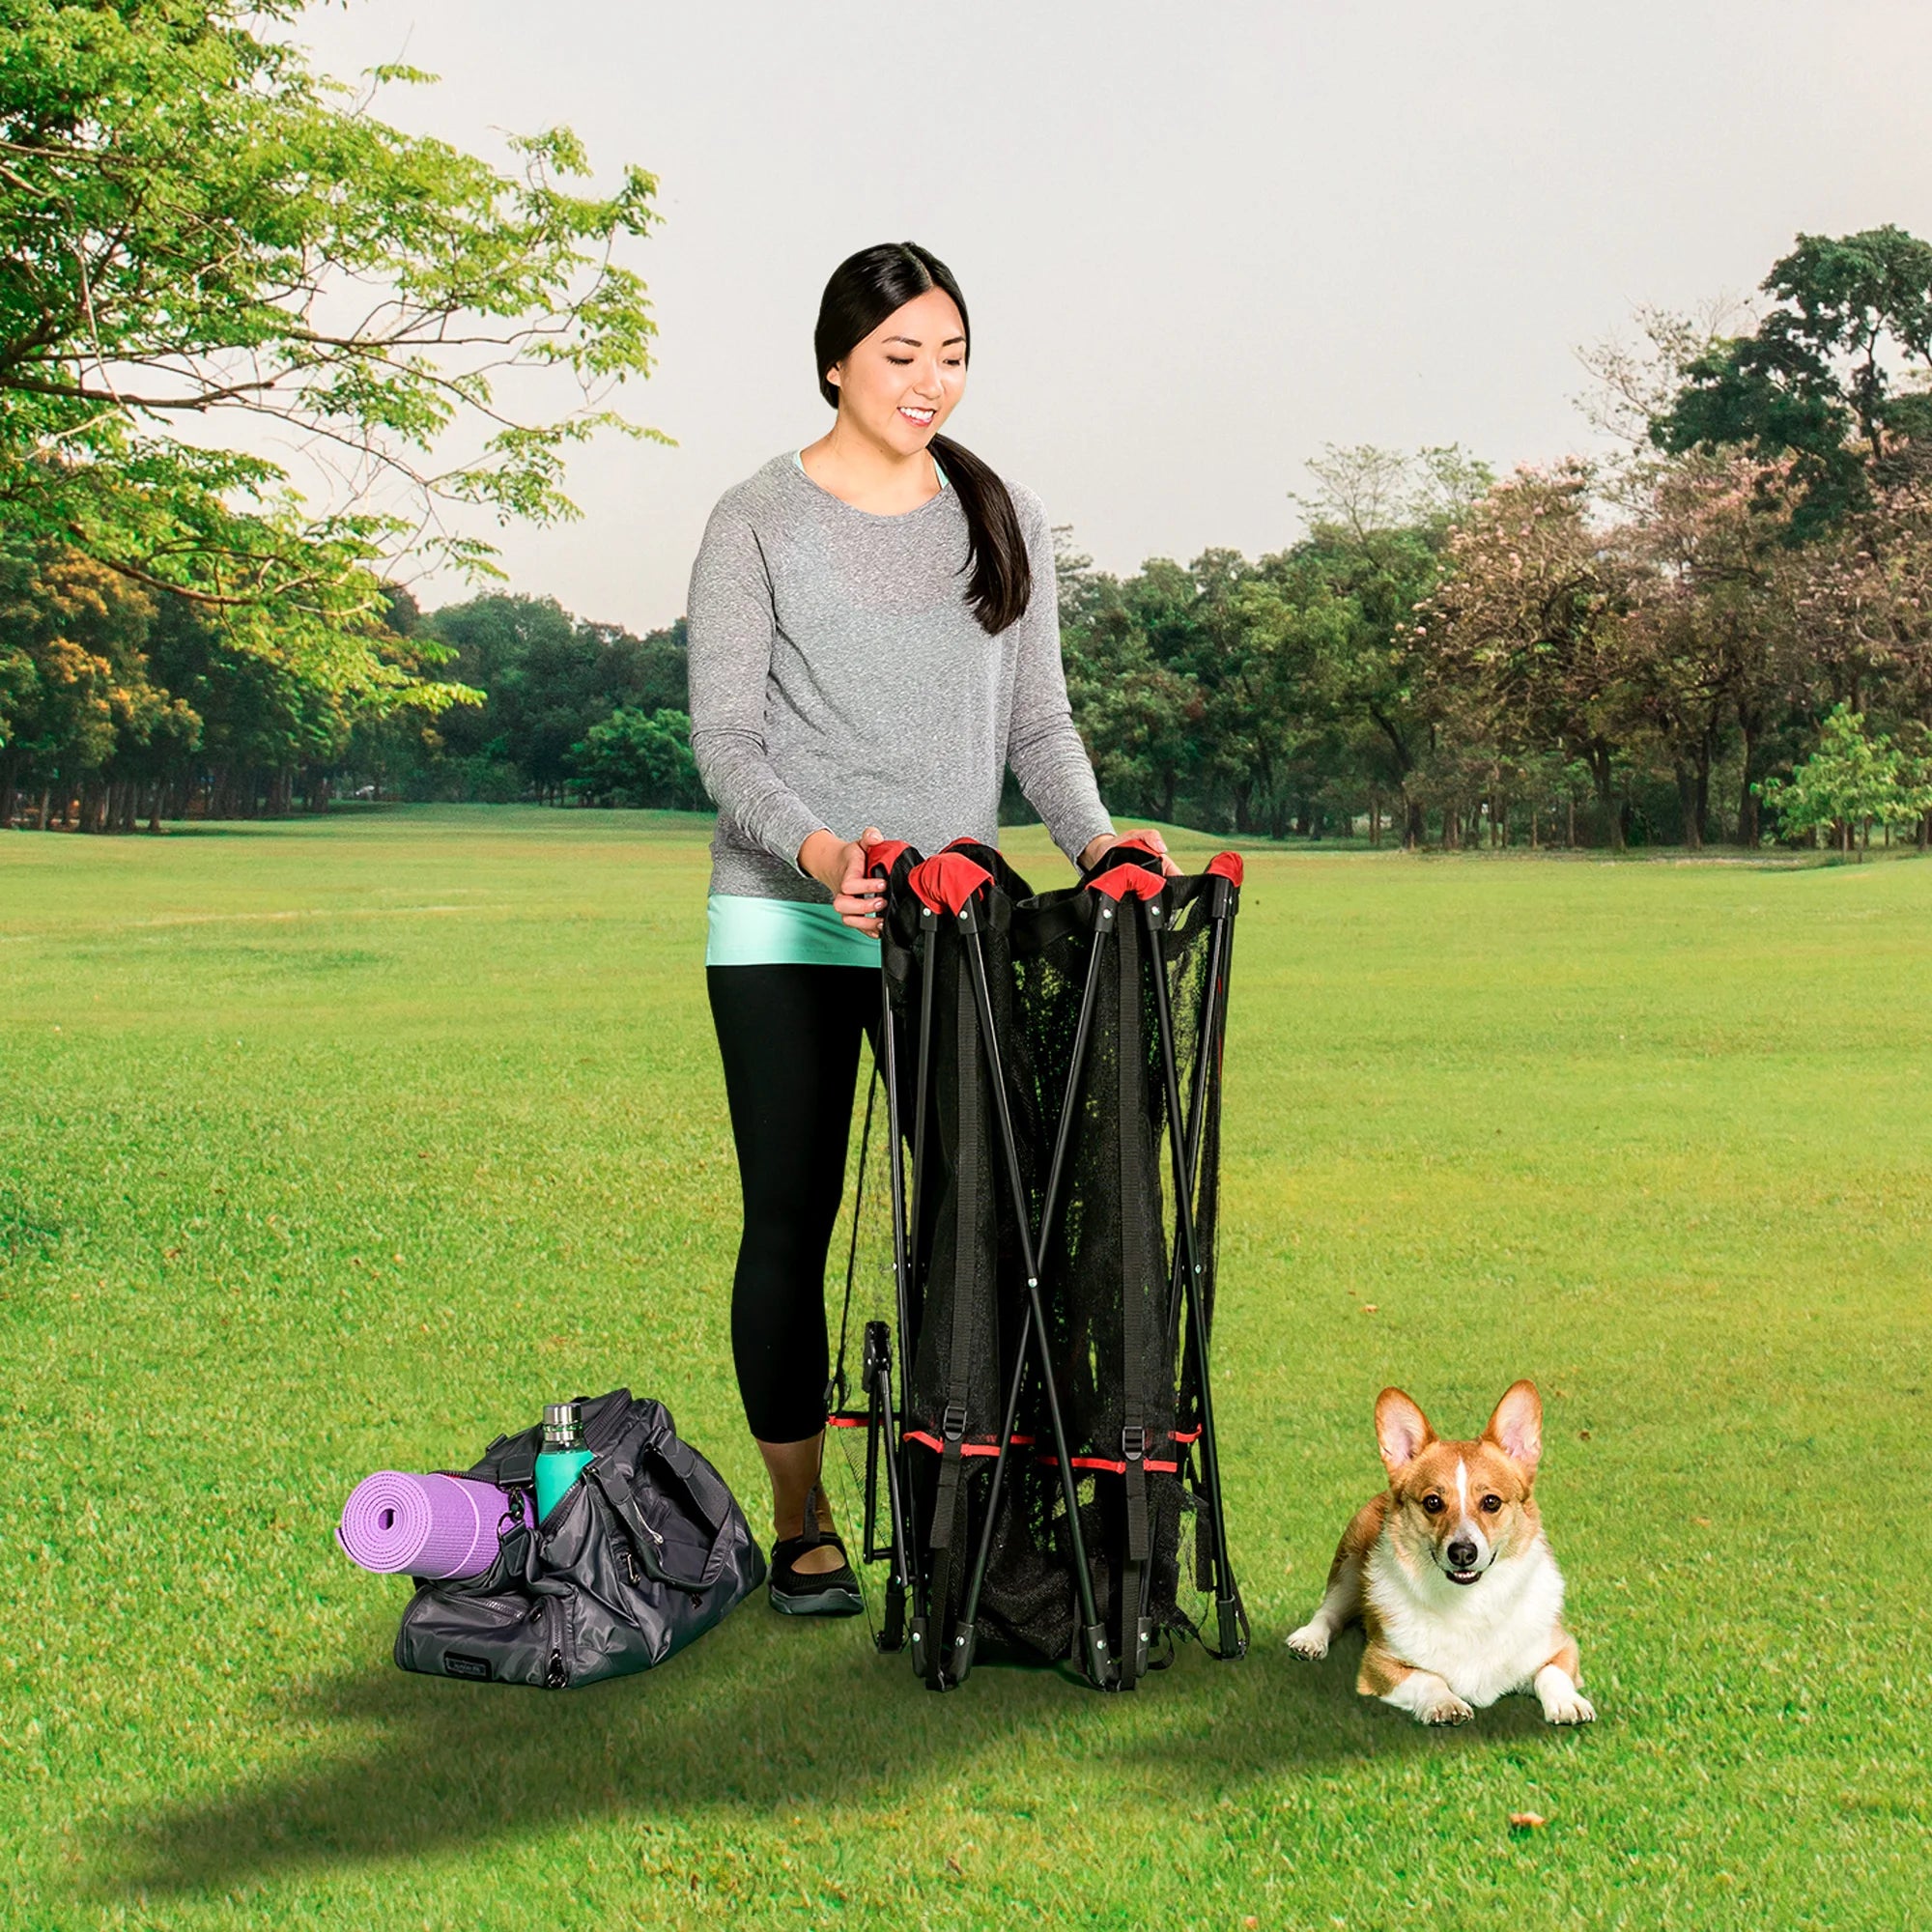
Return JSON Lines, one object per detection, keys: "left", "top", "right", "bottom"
{"left": 1122, "top": 1424, "right": 1146, "bottom": 1463}
{"left": 942, "top": 1402, "right": 967, "bottom": 1444}
{"left": 862, "top": 1319, "right": 891, "bottom": 1383}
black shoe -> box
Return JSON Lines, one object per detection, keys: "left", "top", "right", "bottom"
{"left": 768, "top": 1486, "right": 865, "bottom": 1617}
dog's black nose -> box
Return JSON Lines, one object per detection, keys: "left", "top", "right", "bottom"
{"left": 1446, "top": 1541, "right": 1478, "bottom": 1570}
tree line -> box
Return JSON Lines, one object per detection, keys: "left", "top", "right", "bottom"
{"left": 0, "top": 0, "right": 660, "bottom": 829}
{"left": 1056, "top": 230, "right": 1932, "bottom": 853}
{"left": 6, "top": 198, "right": 1932, "bottom": 852}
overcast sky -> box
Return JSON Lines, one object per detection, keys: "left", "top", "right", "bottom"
{"left": 297, "top": 0, "right": 1932, "bottom": 634}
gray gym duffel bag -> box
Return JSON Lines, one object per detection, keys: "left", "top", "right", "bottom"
{"left": 394, "top": 1387, "right": 766, "bottom": 1689}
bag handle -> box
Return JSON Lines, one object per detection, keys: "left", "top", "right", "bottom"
{"left": 586, "top": 1462, "right": 732, "bottom": 1595}
{"left": 641, "top": 1431, "right": 737, "bottom": 1540}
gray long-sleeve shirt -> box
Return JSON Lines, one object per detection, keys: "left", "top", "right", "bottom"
{"left": 685, "top": 449, "right": 1114, "bottom": 901}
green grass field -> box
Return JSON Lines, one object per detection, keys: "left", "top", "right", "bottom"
{"left": 3, "top": 806, "right": 1927, "bottom": 1930}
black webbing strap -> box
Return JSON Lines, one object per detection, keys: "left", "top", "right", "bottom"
{"left": 928, "top": 936, "right": 979, "bottom": 1558}
{"left": 825, "top": 1060, "right": 879, "bottom": 1416}
{"left": 1117, "top": 907, "right": 1150, "bottom": 1574}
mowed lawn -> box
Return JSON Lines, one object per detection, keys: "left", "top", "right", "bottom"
{"left": 2, "top": 806, "right": 1927, "bottom": 1932}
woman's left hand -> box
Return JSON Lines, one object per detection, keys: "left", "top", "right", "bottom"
{"left": 1079, "top": 829, "right": 1180, "bottom": 877}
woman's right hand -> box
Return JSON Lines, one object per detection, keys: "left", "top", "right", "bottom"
{"left": 799, "top": 825, "right": 888, "bottom": 935}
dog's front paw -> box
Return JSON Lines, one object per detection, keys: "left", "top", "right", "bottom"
{"left": 1541, "top": 1689, "right": 1596, "bottom": 1726}
{"left": 1285, "top": 1623, "right": 1329, "bottom": 1661}
{"left": 1418, "top": 1691, "right": 1475, "bottom": 1726}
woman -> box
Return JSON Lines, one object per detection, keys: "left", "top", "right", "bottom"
{"left": 686, "top": 240, "right": 1169, "bottom": 1614}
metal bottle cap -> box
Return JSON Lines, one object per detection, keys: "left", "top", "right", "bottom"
{"left": 542, "top": 1400, "right": 584, "bottom": 1447}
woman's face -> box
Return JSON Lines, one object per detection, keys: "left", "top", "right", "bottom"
{"left": 827, "top": 287, "right": 967, "bottom": 452}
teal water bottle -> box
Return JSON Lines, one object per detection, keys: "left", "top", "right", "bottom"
{"left": 535, "top": 1401, "right": 595, "bottom": 1523}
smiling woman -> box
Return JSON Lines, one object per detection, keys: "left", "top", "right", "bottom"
{"left": 683, "top": 240, "right": 1171, "bottom": 1613}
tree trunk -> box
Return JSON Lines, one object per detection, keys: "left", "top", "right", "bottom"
{"left": 1588, "top": 746, "right": 1623, "bottom": 853}
{"left": 1368, "top": 789, "right": 1380, "bottom": 847}
{"left": 1674, "top": 764, "right": 1703, "bottom": 851}
{"left": 1566, "top": 797, "right": 1576, "bottom": 848}
{"left": 1736, "top": 715, "right": 1762, "bottom": 846}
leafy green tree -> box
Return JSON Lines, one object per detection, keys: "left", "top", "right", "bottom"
{"left": 567, "top": 706, "right": 704, "bottom": 810}
{"left": 1414, "top": 463, "right": 1646, "bottom": 847}
{"left": 1655, "top": 226, "right": 1932, "bottom": 538}
{"left": 1285, "top": 444, "right": 1490, "bottom": 845}
{"left": 1621, "top": 450, "right": 1807, "bottom": 846}
{"left": 0, "top": 0, "right": 662, "bottom": 705}
{"left": 1755, "top": 703, "right": 1931, "bottom": 855}
{"left": 410, "top": 594, "right": 687, "bottom": 801}
{"left": 1055, "top": 540, "right": 1207, "bottom": 825}
{"left": 0, "top": 546, "right": 199, "bottom": 827}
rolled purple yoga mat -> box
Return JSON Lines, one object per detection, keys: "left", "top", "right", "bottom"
{"left": 336, "top": 1471, "right": 523, "bottom": 1579}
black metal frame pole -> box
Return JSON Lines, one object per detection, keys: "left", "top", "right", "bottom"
{"left": 870, "top": 965, "right": 920, "bottom": 1648}
{"left": 1141, "top": 893, "right": 1246, "bottom": 1659}
{"left": 1164, "top": 888, "right": 1231, "bottom": 1360}
{"left": 901, "top": 905, "right": 940, "bottom": 1672}
{"left": 909, "top": 905, "right": 938, "bottom": 1317}
{"left": 957, "top": 907, "right": 1112, "bottom": 1690}
{"left": 952, "top": 902, "right": 1115, "bottom": 1683}
{"left": 1139, "top": 881, "right": 1234, "bottom": 1647}
{"left": 864, "top": 1324, "right": 912, "bottom": 1649}
{"left": 879, "top": 974, "right": 919, "bottom": 1528}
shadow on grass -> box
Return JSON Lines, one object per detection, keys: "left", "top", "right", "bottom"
{"left": 97, "top": 1610, "right": 1564, "bottom": 1900}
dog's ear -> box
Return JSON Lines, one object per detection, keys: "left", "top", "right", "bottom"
{"left": 1483, "top": 1379, "right": 1543, "bottom": 1475}
{"left": 1375, "top": 1387, "right": 1435, "bottom": 1480}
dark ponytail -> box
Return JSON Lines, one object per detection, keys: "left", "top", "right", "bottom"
{"left": 813, "top": 241, "right": 1033, "bottom": 635}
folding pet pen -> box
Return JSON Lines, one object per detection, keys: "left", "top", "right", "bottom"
{"left": 830, "top": 835, "right": 1249, "bottom": 1692}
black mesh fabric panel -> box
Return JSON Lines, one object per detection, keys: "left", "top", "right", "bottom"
{"left": 879, "top": 843, "right": 1234, "bottom": 1674}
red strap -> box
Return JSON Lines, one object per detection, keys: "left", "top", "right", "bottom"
{"left": 904, "top": 1429, "right": 1008, "bottom": 1459}
{"left": 1207, "top": 851, "right": 1244, "bottom": 886}
{"left": 904, "top": 1432, "right": 1176, "bottom": 1474}
{"left": 864, "top": 838, "right": 913, "bottom": 878}
{"left": 907, "top": 851, "right": 993, "bottom": 917}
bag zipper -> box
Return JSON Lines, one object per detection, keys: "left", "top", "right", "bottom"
{"left": 543, "top": 1593, "right": 567, "bottom": 1689}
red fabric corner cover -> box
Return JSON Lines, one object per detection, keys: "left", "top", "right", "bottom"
{"left": 1115, "top": 833, "right": 1167, "bottom": 859}
{"left": 1207, "top": 851, "right": 1244, "bottom": 887}
{"left": 907, "top": 851, "right": 993, "bottom": 917}
{"left": 864, "top": 838, "right": 913, "bottom": 878}
{"left": 1088, "top": 862, "right": 1165, "bottom": 902}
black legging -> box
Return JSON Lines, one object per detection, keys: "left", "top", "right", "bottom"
{"left": 706, "top": 962, "right": 881, "bottom": 1443}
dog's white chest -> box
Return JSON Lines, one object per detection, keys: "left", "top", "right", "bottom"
{"left": 1365, "top": 1538, "right": 1567, "bottom": 1706}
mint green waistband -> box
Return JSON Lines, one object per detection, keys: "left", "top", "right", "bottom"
{"left": 705, "top": 893, "right": 882, "bottom": 968}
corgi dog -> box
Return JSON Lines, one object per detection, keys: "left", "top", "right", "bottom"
{"left": 1285, "top": 1380, "right": 1594, "bottom": 1726}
